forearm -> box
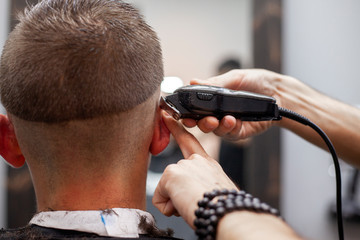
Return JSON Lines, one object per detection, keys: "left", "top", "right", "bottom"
{"left": 217, "top": 211, "right": 302, "bottom": 240}
{"left": 275, "top": 75, "right": 360, "bottom": 167}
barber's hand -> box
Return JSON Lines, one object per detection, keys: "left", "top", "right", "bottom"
{"left": 182, "top": 69, "right": 285, "bottom": 140}
{"left": 152, "top": 111, "right": 238, "bottom": 228}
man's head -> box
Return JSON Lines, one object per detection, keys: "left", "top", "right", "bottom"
{"left": 1, "top": 0, "right": 163, "bottom": 122}
{"left": 0, "top": 0, "right": 170, "bottom": 210}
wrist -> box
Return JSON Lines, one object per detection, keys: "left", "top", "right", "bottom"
{"left": 272, "top": 75, "right": 318, "bottom": 128}
{"left": 194, "top": 189, "right": 281, "bottom": 240}
{"left": 217, "top": 211, "right": 302, "bottom": 240}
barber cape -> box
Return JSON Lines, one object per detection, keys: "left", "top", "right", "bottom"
{"left": 0, "top": 208, "right": 180, "bottom": 239}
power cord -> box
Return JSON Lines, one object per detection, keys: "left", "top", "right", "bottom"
{"left": 278, "top": 107, "right": 344, "bottom": 240}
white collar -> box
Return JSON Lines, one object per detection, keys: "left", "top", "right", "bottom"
{"left": 29, "top": 208, "right": 156, "bottom": 238}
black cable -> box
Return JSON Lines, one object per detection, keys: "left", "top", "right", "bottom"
{"left": 278, "top": 107, "right": 344, "bottom": 240}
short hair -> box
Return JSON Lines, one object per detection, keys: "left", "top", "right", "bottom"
{"left": 0, "top": 0, "right": 163, "bottom": 122}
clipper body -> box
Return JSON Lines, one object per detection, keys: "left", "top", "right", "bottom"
{"left": 160, "top": 85, "right": 281, "bottom": 121}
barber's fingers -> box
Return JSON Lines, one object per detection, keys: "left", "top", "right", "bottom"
{"left": 162, "top": 111, "right": 209, "bottom": 159}
{"left": 182, "top": 114, "right": 240, "bottom": 138}
{"left": 152, "top": 193, "right": 178, "bottom": 217}
{"left": 181, "top": 118, "right": 197, "bottom": 128}
{"left": 182, "top": 117, "right": 219, "bottom": 133}
{"left": 193, "top": 117, "right": 219, "bottom": 133}
{"left": 228, "top": 119, "right": 243, "bottom": 139}
{"left": 210, "top": 116, "right": 237, "bottom": 136}
{"left": 182, "top": 115, "right": 237, "bottom": 134}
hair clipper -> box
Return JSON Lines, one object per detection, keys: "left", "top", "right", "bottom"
{"left": 160, "top": 85, "right": 281, "bottom": 121}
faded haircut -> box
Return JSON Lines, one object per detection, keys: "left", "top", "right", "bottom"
{"left": 0, "top": 0, "right": 163, "bottom": 122}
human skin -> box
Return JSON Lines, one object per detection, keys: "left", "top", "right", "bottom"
{"left": 182, "top": 69, "right": 360, "bottom": 168}
{"left": 153, "top": 111, "right": 302, "bottom": 240}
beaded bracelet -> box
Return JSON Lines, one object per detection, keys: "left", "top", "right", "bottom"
{"left": 194, "top": 189, "right": 281, "bottom": 240}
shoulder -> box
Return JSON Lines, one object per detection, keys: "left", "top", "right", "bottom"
{"left": 0, "top": 225, "right": 183, "bottom": 239}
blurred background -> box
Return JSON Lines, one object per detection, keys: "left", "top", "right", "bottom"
{"left": 0, "top": 0, "right": 360, "bottom": 239}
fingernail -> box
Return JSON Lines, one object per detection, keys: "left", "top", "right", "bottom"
{"left": 190, "top": 78, "right": 204, "bottom": 84}
{"left": 204, "top": 120, "right": 215, "bottom": 130}
{"left": 161, "top": 110, "right": 170, "bottom": 117}
{"left": 223, "top": 119, "right": 232, "bottom": 128}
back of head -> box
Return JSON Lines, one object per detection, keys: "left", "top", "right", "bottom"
{"left": 0, "top": 0, "right": 165, "bottom": 175}
{"left": 0, "top": 0, "right": 163, "bottom": 122}
{"left": 0, "top": 1, "right": 166, "bottom": 212}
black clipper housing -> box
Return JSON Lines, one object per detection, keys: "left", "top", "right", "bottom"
{"left": 160, "top": 85, "right": 281, "bottom": 121}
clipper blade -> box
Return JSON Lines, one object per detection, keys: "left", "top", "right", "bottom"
{"left": 159, "top": 96, "right": 181, "bottom": 120}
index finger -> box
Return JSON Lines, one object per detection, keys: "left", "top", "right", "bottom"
{"left": 162, "top": 111, "right": 209, "bottom": 159}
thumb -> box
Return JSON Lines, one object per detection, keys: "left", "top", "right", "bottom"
{"left": 190, "top": 70, "right": 245, "bottom": 90}
{"left": 190, "top": 78, "right": 217, "bottom": 86}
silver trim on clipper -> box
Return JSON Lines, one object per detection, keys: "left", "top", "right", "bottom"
{"left": 159, "top": 97, "right": 181, "bottom": 120}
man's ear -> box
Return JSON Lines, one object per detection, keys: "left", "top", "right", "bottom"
{"left": 149, "top": 110, "right": 170, "bottom": 156}
{"left": 0, "top": 114, "right": 25, "bottom": 168}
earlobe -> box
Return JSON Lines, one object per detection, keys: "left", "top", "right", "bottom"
{"left": 150, "top": 111, "right": 170, "bottom": 156}
{"left": 0, "top": 114, "right": 25, "bottom": 168}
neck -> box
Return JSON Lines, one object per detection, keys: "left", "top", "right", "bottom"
{"left": 30, "top": 155, "right": 150, "bottom": 212}
{"left": 10, "top": 106, "right": 157, "bottom": 213}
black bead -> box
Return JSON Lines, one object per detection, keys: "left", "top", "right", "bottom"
{"left": 204, "top": 235, "right": 214, "bottom": 240}
{"left": 205, "top": 219, "right": 211, "bottom": 226}
{"left": 243, "top": 199, "right": 251, "bottom": 206}
{"left": 195, "top": 207, "right": 205, "bottom": 217}
{"left": 197, "top": 218, "right": 207, "bottom": 228}
{"left": 208, "top": 209, "right": 216, "bottom": 216}
{"left": 224, "top": 198, "right": 233, "bottom": 205}
{"left": 234, "top": 200, "right": 244, "bottom": 209}
{"left": 270, "top": 208, "right": 279, "bottom": 216}
{"left": 215, "top": 206, "right": 226, "bottom": 217}
{"left": 220, "top": 189, "right": 229, "bottom": 195}
{"left": 204, "top": 191, "right": 213, "bottom": 199}
{"left": 194, "top": 219, "right": 202, "bottom": 228}
{"left": 238, "top": 190, "right": 246, "bottom": 196}
{"left": 209, "top": 215, "right": 218, "bottom": 225}
{"left": 217, "top": 196, "right": 226, "bottom": 202}
{"left": 245, "top": 193, "right": 252, "bottom": 198}
{"left": 198, "top": 197, "right": 210, "bottom": 207}
{"left": 203, "top": 209, "right": 212, "bottom": 218}
{"left": 235, "top": 195, "right": 244, "bottom": 201}
{"left": 208, "top": 201, "right": 217, "bottom": 209}
{"left": 253, "top": 201, "right": 261, "bottom": 210}
{"left": 227, "top": 193, "right": 236, "bottom": 199}
{"left": 225, "top": 202, "right": 235, "bottom": 211}
{"left": 260, "top": 203, "right": 270, "bottom": 211}
{"left": 229, "top": 189, "right": 238, "bottom": 195}
{"left": 211, "top": 189, "right": 220, "bottom": 196}
{"left": 215, "top": 201, "right": 224, "bottom": 208}
{"left": 195, "top": 228, "right": 208, "bottom": 237}
{"left": 207, "top": 224, "right": 215, "bottom": 234}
